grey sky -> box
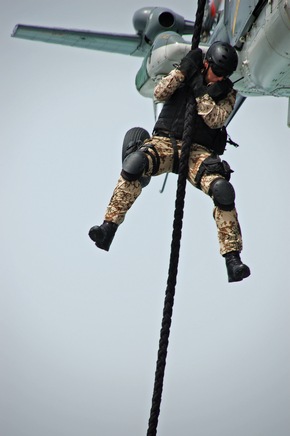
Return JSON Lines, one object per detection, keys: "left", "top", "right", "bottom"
{"left": 1, "top": 1, "right": 290, "bottom": 436}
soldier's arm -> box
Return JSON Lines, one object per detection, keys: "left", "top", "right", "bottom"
{"left": 154, "top": 69, "right": 185, "bottom": 102}
{"left": 196, "top": 89, "right": 237, "bottom": 129}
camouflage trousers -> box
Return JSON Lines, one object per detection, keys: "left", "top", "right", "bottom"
{"left": 104, "top": 136, "right": 243, "bottom": 256}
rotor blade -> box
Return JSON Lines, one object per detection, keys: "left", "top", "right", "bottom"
{"left": 12, "top": 24, "right": 143, "bottom": 57}
{"left": 225, "top": 93, "right": 246, "bottom": 126}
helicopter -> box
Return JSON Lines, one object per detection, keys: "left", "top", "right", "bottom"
{"left": 11, "top": 0, "right": 290, "bottom": 128}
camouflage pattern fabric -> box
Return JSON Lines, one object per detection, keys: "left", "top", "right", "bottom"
{"left": 104, "top": 138, "right": 242, "bottom": 255}
{"left": 154, "top": 68, "right": 236, "bottom": 129}
{"left": 103, "top": 67, "right": 242, "bottom": 256}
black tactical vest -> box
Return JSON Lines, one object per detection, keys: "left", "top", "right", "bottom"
{"left": 153, "top": 84, "right": 228, "bottom": 155}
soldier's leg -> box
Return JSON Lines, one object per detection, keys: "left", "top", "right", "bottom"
{"left": 200, "top": 173, "right": 242, "bottom": 255}
{"left": 89, "top": 137, "right": 174, "bottom": 251}
{"left": 88, "top": 176, "right": 142, "bottom": 251}
{"left": 188, "top": 149, "right": 250, "bottom": 282}
{"left": 104, "top": 176, "right": 142, "bottom": 226}
{"left": 201, "top": 173, "right": 250, "bottom": 282}
{"left": 89, "top": 173, "right": 144, "bottom": 251}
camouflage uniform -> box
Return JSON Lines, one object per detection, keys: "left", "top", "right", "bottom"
{"left": 103, "top": 69, "right": 243, "bottom": 256}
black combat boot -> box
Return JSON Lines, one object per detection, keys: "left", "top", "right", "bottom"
{"left": 224, "top": 251, "right": 251, "bottom": 283}
{"left": 88, "top": 220, "right": 118, "bottom": 251}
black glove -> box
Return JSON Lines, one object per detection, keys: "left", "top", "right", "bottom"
{"left": 190, "top": 75, "right": 233, "bottom": 101}
{"left": 189, "top": 72, "right": 207, "bottom": 97}
{"left": 178, "top": 48, "right": 203, "bottom": 80}
{"left": 207, "top": 78, "right": 233, "bottom": 101}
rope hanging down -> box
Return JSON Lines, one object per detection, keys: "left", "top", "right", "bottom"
{"left": 146, "top": 1, "right": 207, "bottom": 435}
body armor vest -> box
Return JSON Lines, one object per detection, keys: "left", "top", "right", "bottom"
{"left": 153, "top": 84, "right": 228, "bottom": 155}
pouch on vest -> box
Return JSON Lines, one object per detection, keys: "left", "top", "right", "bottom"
{"left": 213, "top": 126, "right": 227, "bottom": 155}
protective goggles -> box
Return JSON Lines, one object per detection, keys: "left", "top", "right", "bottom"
{"left": 210, "top": 63, "right": 229, "bottom": 78}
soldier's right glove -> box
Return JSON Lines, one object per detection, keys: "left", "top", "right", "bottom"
{"left": 189, "top": 72, "right": 206, "bottom": 96}
{"left": 178, "top": 48, "right": 203, "bottom": 80}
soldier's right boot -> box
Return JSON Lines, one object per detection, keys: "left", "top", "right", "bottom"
{"left": 224, "top": 251, "right": 251, "bottom": 283}
{"left": 88, "top": 220, "right": 118, "bottom": 252}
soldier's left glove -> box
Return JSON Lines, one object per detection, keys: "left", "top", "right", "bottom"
{"left": 178, "top": 48, "right": 203, "bottom": 80}
{"left": 191, "top": 76, "right": 233, "bottom": 101}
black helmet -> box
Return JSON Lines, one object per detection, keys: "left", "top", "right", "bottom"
{"left": 205, "top": 41, "right": 238, "bottom": 77}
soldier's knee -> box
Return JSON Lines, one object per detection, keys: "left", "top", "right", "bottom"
{"left": 209, "top": 178, "right": 235, "bottom": 210}
{"left": 121, "top": 150, "right": 149, "bottom": 181}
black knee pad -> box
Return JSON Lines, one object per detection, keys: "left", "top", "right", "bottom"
{"left": 209, "top": 178, "right": 235, "bottom": 210}
{"left": 121, "top": 150, "right": 149, "bottom": 181}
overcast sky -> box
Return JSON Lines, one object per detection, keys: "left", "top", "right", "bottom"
{"left": 1, "top": 1, "right": 290, "bottom": 436}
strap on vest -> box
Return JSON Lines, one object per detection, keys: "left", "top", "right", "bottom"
{"left": 170, "top": 135, "right": 180, "bottom": 174}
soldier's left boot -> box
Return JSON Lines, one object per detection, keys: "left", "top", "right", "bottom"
{"left": 88, "top": 220, "right": 118, "bottom": 251}
{"left": 224, "top": 251, "right": 251, "bottom": 283}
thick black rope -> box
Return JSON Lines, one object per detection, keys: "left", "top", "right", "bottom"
{"left": 146, "top": 1, "right": 207, "bottom": 435}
